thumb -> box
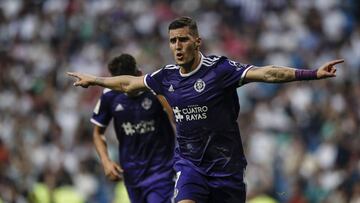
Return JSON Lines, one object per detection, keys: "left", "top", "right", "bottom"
{"left": 73, "top": 81, "right": 85, "bottom": 87}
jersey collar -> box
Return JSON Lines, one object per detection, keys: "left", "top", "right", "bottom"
{"left": 179, "top": 52, "right": 203, "bottom": 77}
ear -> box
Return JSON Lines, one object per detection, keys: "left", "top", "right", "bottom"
{"left": 195, "top": 37, "right": 201, "bottom": 50}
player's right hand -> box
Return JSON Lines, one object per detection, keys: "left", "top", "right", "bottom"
{"left": 67, "top": 72, "right": 96, "bottom": 88}
{"left": 316, "top": 59, "right": 344, "bottom": 79}
{"left": 103, "top": 160, "right": 123, "bottom": 181}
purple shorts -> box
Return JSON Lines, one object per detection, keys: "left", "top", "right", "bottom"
{"left": 125, "top": 170, "right": 174, "bottom": 203}
{"left": 127, "top": 185, "right": 173, "bottom": 203}
{"left": 173, "top": 162, "right": 246, "bottom": 203}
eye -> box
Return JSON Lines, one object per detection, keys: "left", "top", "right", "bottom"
{"left": 170, "top": 38, "right": 176, "bottom": 44}
{"left": 179, "top": 37, "right": 189, "bottom": 42}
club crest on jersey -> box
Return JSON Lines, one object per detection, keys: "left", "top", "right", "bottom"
{"left": 141, "top": 97, "right": 152, "bottom": 110}
{"left": 194, "top": 79, "right": 205, "bottom": 92}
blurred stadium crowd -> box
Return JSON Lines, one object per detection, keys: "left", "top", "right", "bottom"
{"left": 0, "top": 0, "right": 359, "bottom": 202}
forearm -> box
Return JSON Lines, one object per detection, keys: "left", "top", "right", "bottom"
{"left": 93, "top": 132, "right": 111, "bottom": 163}
{"left": 92, "top": 75, "right": 133, "bottom": 91}
{"left": 68, "top": 72, "right": 147, "bottom": 92}
{"left": 262, "top": 65, "right": 296, "bottom": 83}
{"left": 245, "top": 65, "right": 318, "bottom": 83}
{"left": 94, "top": 75, "right": 147, "bottom": 93}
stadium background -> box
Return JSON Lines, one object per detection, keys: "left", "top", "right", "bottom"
{"left": 0, "top": 0, "right": 359, "bottom": 202}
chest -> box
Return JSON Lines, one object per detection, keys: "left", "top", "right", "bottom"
{"left": 110, "top": 95, "right": 159, "bottom": 121}
{"left": 163, "top": 70, "right": 222, "bottom": 107}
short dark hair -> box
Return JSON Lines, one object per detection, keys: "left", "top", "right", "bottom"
{"left": 168, "top": 16, "right": 199, "bottom": 37}
{"left": 107, "top": 54, "right": 137, "bottom": 76}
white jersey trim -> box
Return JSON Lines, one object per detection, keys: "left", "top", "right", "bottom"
{"left": 103, "top": 88, "right": 112, "bottom": 94}
{"left": 239, "top": 65, "right": 254, "bottom": 86}
{"left": 150, "top": 68, "right": 163, "bottom": 77}
{"left": 143, "top": 74, "right": 157, "bottom": 95}
{"left": 202, "top": 56, "right": 220, "bottom": 68}
{"left": 90, "top": 118, "right": 107, "bottom": 127}
{"left": 179, "top": 53, "right": 204, "bottom": 77}
{"left": 164, "top": 64, "right": 179, "bottom": 69}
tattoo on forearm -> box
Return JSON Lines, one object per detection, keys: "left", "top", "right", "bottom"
{"left": 263, "top": 67, "right": 294, "bottom": 82}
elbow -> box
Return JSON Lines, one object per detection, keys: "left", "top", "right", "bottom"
{"left": 122, "top": 86, "right": 134, "bottom": 94}
{"left": 112, "top": 84, "right": 131, "bottom": 93}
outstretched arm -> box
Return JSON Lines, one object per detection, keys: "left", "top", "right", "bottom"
{"left": 243, "top": 59, "right": 344, "bottom": 83}
{"left": 67, "top": 72, "right": 147, "bottom": 93}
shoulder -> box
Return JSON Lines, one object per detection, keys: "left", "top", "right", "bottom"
{"left": 103, "top": 88, "right": 113, "bottom": 94}
{"left": 202, "top": 54, "right": 231, "bottom": 68}
{"left": 100, "top": 88, "right": 122, "bottom": 100}
{"left": 149, "top": 64, "right": 179, "bottom": 77}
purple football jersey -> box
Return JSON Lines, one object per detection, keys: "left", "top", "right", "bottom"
{"left": 91, "top": 90, "right": 175, "bottom": 187}
{"left": 144, "top": 54, "right": 253, "bottom": 177}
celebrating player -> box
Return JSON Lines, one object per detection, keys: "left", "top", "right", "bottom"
{"left": 68, "top": 17, "right": 344, "bottom": 203}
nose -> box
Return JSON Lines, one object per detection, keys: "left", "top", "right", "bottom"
{"left": 175, "top": 40, "right": 182, "bottom": 50}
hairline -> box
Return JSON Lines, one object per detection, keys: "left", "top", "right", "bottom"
{"left": 168, "top": 26, "right": 199, "bottom": 38}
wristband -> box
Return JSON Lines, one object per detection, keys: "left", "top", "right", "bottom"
{"left": 295, "top": 69, "right": 317, "bottom": 80}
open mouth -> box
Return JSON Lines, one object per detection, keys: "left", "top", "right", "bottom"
{"left": 176, "top": 53, "right": 184, "bottom": 60}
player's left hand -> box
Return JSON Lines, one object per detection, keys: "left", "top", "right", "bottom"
{"left": 103, "top": 160, "right": 123, "bottom": 182}
{"left": 67, "top": 72, "right": 96, "bottom": 88}
{"left": 316, "top": 59, "right": 344, "bottom": 79}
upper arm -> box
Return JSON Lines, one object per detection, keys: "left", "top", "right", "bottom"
{"left": 217, "top": 58, "right": 254, "bottom": 87}
{"left": 143, "top": 69, "right": 166, "bottom": 95}
{"left": 242, "top": 66, "right": 269, "bottom": 83}
{"left": 93, "top": 125, "right": 106, "bottom": 136}
{"left": 91, "top": 92, "right": 113, "bottom": 127}
{"left": 93, "top": 125, "right": 108, "bottom": 145}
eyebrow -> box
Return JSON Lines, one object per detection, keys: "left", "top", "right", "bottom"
{"left": 169, "top": 36, "right": 189, "bottom": 41}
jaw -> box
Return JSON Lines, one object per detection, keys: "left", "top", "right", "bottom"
{"left": 178, "top": 56, "right": 196, "bottom": 73}
{"left": 174, "top": 56, "right": 184, "bottom": 65}
{"left": 173, "top": 50, "right": 201, "bottom": 73}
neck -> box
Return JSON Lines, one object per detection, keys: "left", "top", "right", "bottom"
{"left": 180, "top": 52, "right": 201, "bottom": 74}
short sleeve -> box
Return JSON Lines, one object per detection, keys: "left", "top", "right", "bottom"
{"left": 90, "top": 91, "right": 112, "bottom": 127}
{"left": 144, "top": 68, "right": 165, "bottom": 95}
{"left": 219, "top": 58, "right": 253, "bottom": 88}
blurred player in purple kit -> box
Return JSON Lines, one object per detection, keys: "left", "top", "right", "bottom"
{"left": 91, "top": 54, "right": 175, "bottom": 203}
{"left": 69, "top": 17, "right": 344, "bottom": 203}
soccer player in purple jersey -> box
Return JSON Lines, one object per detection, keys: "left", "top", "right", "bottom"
{"left": 68, "top": 17, "right": 344, "bottom": 203}
{"left": 91, "top": 54, "right": 175, "bottom": 203}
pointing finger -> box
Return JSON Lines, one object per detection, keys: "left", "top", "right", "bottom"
{"left": 66, "top": 72, "right": 76, "bottom": 76}
{"left": 328, "top": 59, "right": 344, "bottom": 66}
{"left": 67, "top": 72, "right": 80, "bottom": 79}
